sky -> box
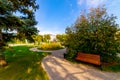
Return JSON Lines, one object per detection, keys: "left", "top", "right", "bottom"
{"left": 35, "top": 0, "right": 120, "bottom": 34}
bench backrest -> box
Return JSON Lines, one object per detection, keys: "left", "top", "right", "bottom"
{"left": 76, "top": 53, "right": 101, "bottom": 65}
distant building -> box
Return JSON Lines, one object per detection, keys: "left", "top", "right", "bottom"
{"left": 49, "top": 34, "right": 56, "bottom": 41}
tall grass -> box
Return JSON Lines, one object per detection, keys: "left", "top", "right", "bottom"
{"left": 39, "top": 42, "right": 64, "bottom": 50}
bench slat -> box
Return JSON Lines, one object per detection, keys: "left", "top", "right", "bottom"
{"left": 76, "top": 53, "right": 101, "bottom": 65}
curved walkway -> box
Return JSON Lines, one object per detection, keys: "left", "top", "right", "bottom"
{"left": 30, "top": 48, "right": 120, "bottom": 80}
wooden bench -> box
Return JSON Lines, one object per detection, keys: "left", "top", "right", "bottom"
{"left": 76, "top": 53, "right": 101, "bottom": 65}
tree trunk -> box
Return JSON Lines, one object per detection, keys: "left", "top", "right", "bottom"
{"left": 0, "top": 29, "right": 7, "bottom": 67}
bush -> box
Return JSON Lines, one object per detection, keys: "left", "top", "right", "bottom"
{"left": 65, "top": 49, "right": 77, "bottom": 62}
{"left": 39, "top": 42, "right": 63, "bottom": 50}
{"left": 10, "top": 38, "right": 26, "bottom": 44}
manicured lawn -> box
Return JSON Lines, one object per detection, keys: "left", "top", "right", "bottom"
{"left": 0, "top": 46, "right": 50, "bottom": 80}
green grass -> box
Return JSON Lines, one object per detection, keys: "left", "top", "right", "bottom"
{"left": 0, "top": 46, "right": 50, "bottom": 80}
{"left": 102, "top": 64, "right": 120, "bottom": 72}
{"left": 101, "top": 58, "right": 120, "bottom": 72}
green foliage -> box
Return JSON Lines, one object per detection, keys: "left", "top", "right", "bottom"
{"left": 10, "top": 38, "right": 26, "bottom": 44}
{"left": 32, "top": 34, "right": 43, "bottom": 45}
{"left": 0, "top": 46, "right": 49, "bottom": 80}
{"left": 102, "top": 57, "right": 120, "bottom": 72}
{"left": 32, "top": 34, "right": 51, "bottom": 44}
{"left": 56, "top": 34, "right": 66, "bottom": 45}
{"left": 16, "top": 19, "right": 39, "bottom": 42}
{"left": 65, "top": 7, "right": 120, "bottom": 63}
{"left": 0, "top": 0, "right": 38, "bottom": 45}
{"left": 17, "top": 26, "right": 39, "bottom": 42}
{"left": 43, "top": 34, "right": 51, "bottom": 42}
{"left": 102, "top": 64, "right": 120, "bottom": 72}
{"left": 65, "top": 49, "right": 77, "bottom": 62}
{"left": 0, "top": 0, "right": 38, "bottom": 29}
{"left": 39, "top": 42, "right": 63, "bottom": 50}
{"left": 2, "top": 33, "right": 15, "bottom": 42}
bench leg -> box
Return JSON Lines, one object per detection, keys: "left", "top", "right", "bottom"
{"left": 64, "top": 53, "right": 66, "bottom": 58}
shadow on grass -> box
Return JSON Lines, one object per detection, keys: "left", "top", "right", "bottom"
{"left": 0, "top": 46, "right": 50, "bottom": 80}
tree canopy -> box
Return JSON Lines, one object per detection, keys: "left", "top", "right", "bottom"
{"left": 43, "top": 34, "right": 51, "bottom": 42}
{"left": 0, "top": 0, "right": 38, "bottom": 42}
{"left": 56, "top": 34, "right": 66, "bottom": 45}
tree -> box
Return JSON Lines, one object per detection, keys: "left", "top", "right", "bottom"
{"left": 32, "top": 34, "right": 43, "bottom": 45}
{"left": 0, "top": 0, "right": 38, "bottom": 42}
{"left": 44, "top": 34, "right": 51, "bottom": 42}
{"left": 56, "top": 34, "right": 66, "bottom": 45}
{"left": 17, "top": 25, "right": 39, "bottom": 43}
{"left": 65, "top": 7, "right": 120, "bottom": 63}
{"left": 0, "top": 0, "right": 38, "bottom": 66}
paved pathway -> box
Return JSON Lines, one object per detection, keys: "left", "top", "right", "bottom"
{"left": 30, "top": 48, "right": 120, "bottom": 80}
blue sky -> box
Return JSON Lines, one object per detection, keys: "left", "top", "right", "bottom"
{"left": 35, "top": 0, "right": 120, "bottom": 34}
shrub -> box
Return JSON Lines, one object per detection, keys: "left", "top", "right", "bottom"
{"left": 9, "top": 38, "right": 26, "bottom": 44}
{"left": 39, "top": 42, "right": 63, "bottom": 50}
{"left": 65, "top": 48, "right": 77, "bottom": 62}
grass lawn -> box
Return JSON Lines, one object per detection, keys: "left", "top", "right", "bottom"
{"left": 102, "top": 64, "right": 120, "bottom": 72}
{"left": 101, "top": 59, "right": 120, "bottom": 72}
{"left": 0, "top": 46, "right": 50, "bottom": 80}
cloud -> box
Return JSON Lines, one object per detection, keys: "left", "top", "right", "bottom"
{"left": 77, "top": 0, "right": 84, "bottom": 5}
{"left": 39, "top": 30, "right": 61, "bottom": 35}
{"left": 77, "top": 0, "right": 107, "bottom": 8}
